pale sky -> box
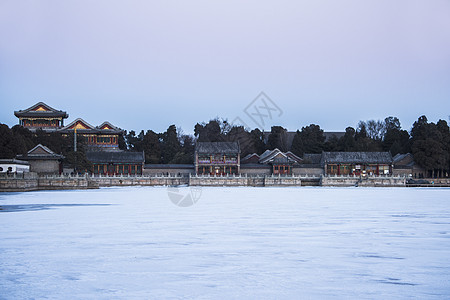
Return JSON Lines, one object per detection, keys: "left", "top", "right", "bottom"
{"left": 1, "top": 0, "right": 449, "bottom": 133}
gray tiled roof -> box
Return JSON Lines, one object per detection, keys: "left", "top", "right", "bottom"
{"left": 285, "top": 151, "right": 302, "bottom": 163}
{"left": 259, "top": 149, "right": 284, "bottom": 164}
{"left": 16, "top": 153, "right": 64, "bottom": 161}
{"left": 16, "top": 144, "right": 64, "bottom": 160}
{"left": 195, "top": 142, "right": 240, "bottom": 154}
{"left": 271, "top": 157, "right": 291, "bottom": 164}
{"left": 241, "top": 153, "right": 259, "bottom": 161}
{"left": 58, "top": 118, "right": 124, "bottom": 134}
{"left": 393, "top": 153, "right": 416, "bottom": 168}
{"left": 393, "top": 153, "right": 412, "bottom": 163}
{"left": 258, "top": 149, "right": 301, "bottom": 165}
{"left": 321, "top": 152, "right": 393, "bottom": 165}
{"left": 0, "top": 159, "right": 30, "bottom": 165}
{"left": 258, "top": 149, "right": 273, "bottom": 161}
{"left": 303, "top": 153, "right": 322, "bottom": 164}
{"left": 86, "top": 151, "right": 144, "bottom": 163}
{"left": 240, "top": 164, "right": 271, "bottom": 169}
{"left": 27, "top": 144, "right": 56, "bottom": 155}
{"left": 14, "top": 102, "right": 68, "bottom": 118}
{"left": 144, "top": 164, "right": 194, "bottom": 169}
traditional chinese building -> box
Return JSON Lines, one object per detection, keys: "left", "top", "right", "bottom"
{"left": 195, "top": 142, "right": 240, "bottom": 175}
{"left": 15, "top": 103, "right": 124, "bottom": 149}
{"left": 321, "top": 152, "right": 393, "bottom": 176}
{"left": 392, "top": 153, "right": 426, "bottom": 178}
{"left": 58, "top": 118, "right": 123, "bottom": 149}
{"left": 14, "top": 102, "right": 68, "bottom": 131}
{"left": 14, "top": 102, "right": 142, "bottom": 175}
{"left": 241, "top": 149, "right": 302, "bottom": 175}
{"left": 86, "top": 151, "right": 145, "bottom": 175}
{"left": 16, "top": 144, "right": 64, "bottom": 175}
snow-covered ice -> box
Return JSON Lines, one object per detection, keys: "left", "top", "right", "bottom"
{"left": 1, "top": 187, "right": 449, "bottom": 299}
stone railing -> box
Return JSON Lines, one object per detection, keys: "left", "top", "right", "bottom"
{"left": 188, "top": 174, "right": 303, "bottom": 187}
{"left": 321, "top": 174, "right": 407, "bottom": 187}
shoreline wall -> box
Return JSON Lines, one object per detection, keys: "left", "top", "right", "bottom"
{"left": 320, "top": 176, "right": 406, "bottom": 187}
{"left": 3, "top": 174, "right": 444, "bottom": 192}
{"left": 0, "top": 178, "right": 39, "bottom": 192}
{"left": 188, "top": 175, "right": 304, "bottom": 187}
{"left": 91, "top": 176, "right": 188, "bottom": 187}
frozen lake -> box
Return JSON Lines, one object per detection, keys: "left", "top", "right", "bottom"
{"left": 1, "top": 187, "right": 449, "bottom": 299}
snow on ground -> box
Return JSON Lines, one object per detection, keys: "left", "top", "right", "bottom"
{"left": 0, "top": 187, "right": 449, "bottom": 299}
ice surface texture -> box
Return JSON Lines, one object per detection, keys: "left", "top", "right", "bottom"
{"left": 1, "top": 187, "right": 449, "bottom": 299}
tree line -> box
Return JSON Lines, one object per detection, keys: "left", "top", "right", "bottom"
{"left": 121, "top": 115, "right": 450, "bottom": 175}
{"left": 1, "top": 115, "right": 449, "bottom": 175}
{"left": 0, "top": 125, "right": 92, "bottom": 172}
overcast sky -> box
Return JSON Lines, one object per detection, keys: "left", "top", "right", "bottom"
{"left": 1, "top": 0, "right": 449, "bottom": 134}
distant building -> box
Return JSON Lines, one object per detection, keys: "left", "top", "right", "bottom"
{"left": 16, "top": 144, "right": 64, "bottom": 175}
{"left": 293, "top": 153, "right": 324, "bottom": 176}
{"left": 14, "top": 103, "right": 146, "bottom": 173}
{"left": 0, "top": 159, "right": 30, "bottom": 173}
{"left": 195, "top": 142, "right": 240, "bottom": 175}
{"left": 321, "top": 152, "right": 393, "bottom": 176}
{"left": 14, "top": 102, "right": 68, "bottom": 131}
{"left": 392, "top": 153, "right": 426, "bottom": 178}
{"left": 242, "top": 149, "right": 302, "bottom": 175}
{"left": 59, "top": 118, "right": 124, "bottom": 150}
{"left": 15, "top": 102, "right": 124, "bottom": 150}
{"left": 86, "top": 151, "right": 145, "bottom": 175}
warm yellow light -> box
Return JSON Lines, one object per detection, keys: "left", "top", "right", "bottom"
{"left": 34, "top": 106, "right": 49, "bottom": 111}
{"left": 73, "top": 122, "right": 89, "bottom": 129}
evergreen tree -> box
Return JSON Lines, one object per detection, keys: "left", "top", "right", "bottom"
{"left": 382, "top": 116, "right": 410, "bottom": 155}
{"left": 411, "top": 116, "right": 449, "bottom": 177}
{"left": 299, "top": 124, "right": 325, "bottom": 154}
{"left": 249, "top": 128, "right": 266, "bottom": 155}
{"left": 125, "top": 130, "right": 140, "bottom": 151}
{"left": 290, "top": 130, "right": 304, "bottom": 156}
{"left": 194, "top": 119, "right": 224, "bottom": 142}
{"left": 323, "top": 135, "right": 339, "bottom": 152}
{"left": 142, "top": 130, "right": 161, "bottom": 163}
{"left": 161, "top": 125, "right": 181, "bottom": 163}
{"left": 0, "top": 124, "right": 17, "bottom": 158}
{"left": 267, "top": 126, "right": 288, "bottom": 151}
{"left": 171, "top": 134, "right": 195, "bottom": 164}
{"left": 338, "top": 127, "right": 357, "bottom": 151}
{"left": 355, "top": 121, "right": 382, "bottom": 151}
{"left": 226, "top": 126, "right": 252, "bottom": 156}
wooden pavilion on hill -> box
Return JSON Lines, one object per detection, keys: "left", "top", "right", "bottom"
{"left": 13, "top": 103, "right": 145, "bottom": 173}
{"left": 58, "top": 118, "right": 124, "bottom": 149}
{"left": 14, "top": 102, "right": 68, "bottom": 131}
